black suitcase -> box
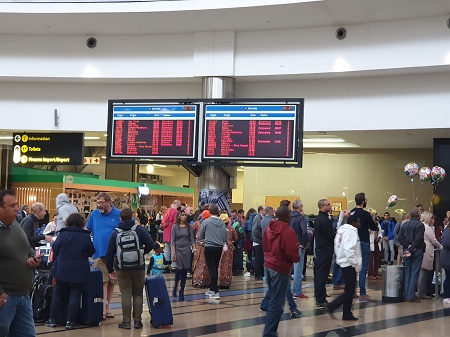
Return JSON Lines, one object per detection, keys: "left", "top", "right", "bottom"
{"left": 76, "top": 268, "right": 104, "bottom": 326}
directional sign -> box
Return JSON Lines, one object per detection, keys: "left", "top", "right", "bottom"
{"left": 84, "top": 157, "right": 101, "bottom": 165}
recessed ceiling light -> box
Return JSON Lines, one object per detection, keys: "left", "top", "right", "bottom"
{"left": 103, "top": 134, "right": 108, "bottom": 137}
{"left": 84, "top": 136, "right": 100, "bottom": 140}
{"left": 153, "top": 164, "right": 167, "bottom": 168}
{"left": 0, "top": 136, "right": 13, "bottom": 140}
{"left": 303, "top": 138, "right": 345, "bottom": 143}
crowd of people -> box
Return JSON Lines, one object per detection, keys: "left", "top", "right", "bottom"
{"left": 1, "top": 188, "right": 450, "bottom": 337}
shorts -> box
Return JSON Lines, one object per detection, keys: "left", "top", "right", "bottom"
{"left": 93, "top": 257, "right": 118, "bottom": 284}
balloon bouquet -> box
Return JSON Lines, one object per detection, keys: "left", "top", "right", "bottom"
{"left": 404, "top": 162, "right": 446, "bottom": 211}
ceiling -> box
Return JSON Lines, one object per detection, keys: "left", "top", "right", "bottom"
{"left": 0, "top": 0, "right": 449, "bottom": 36}
{"left": 0, "top": 0, "right": 449, "bottom": 150}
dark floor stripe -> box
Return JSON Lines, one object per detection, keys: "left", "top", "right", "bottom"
{"left": 145, "top": 306, "right": 450, "bottom": 337}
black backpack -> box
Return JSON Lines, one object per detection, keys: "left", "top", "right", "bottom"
{"left": 30, "top": 273, "right": 52, "bottom": 322}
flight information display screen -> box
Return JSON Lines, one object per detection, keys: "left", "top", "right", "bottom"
{"left": 110, "top": 104, "right": 198, "bottom": 159}
{"left": 203, "top": 104, "right": 298, "bottom": 161}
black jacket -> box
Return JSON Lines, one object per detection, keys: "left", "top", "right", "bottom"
{"left": 20, "top": 214, "right": 45, "bottom": 247}
{"left": 398, "top": 217, "right": 425, "bottom": 253}
{"left": 52, "top": 226, "right": 95, "bottom": 284}
{"left": 313, "top": 211, "right": 335, "bottom": 254}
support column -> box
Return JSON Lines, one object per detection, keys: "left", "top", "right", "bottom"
{"left": 432, "top": 138, "right": 450, "bottom": 221}
{"left": 0, "top": 146, "right": 12, "bottom": 190}
{"left": 198, "top": 77, "right": 237, "bottom": 212}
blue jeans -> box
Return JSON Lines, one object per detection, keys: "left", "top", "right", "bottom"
{"left": 0, "top": 295, "right": 35, "bottom": 337}
{"left": 359, "top": 241, "right": 370, "bottom": 295}
{"left": 261, "top": 267, "right": 296, "bottom": 312}
{"left": 263, "top": 268, "right": 290, "bottom": 337}
{"left": 444, "top": 269, "right": 450, "bottom": 299}
{"left": 404, "top": 249, "right": 424, "bottom": 300}
{"left": 292, "top": 248, "right": 305, "bottom": 296}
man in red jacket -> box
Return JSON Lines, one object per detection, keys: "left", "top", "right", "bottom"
{"left": 262, "top": 206, "right": 300, "bottom": 337}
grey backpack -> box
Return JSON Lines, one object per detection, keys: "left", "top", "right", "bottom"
{"left": 115, "top": 224, "right": 144, "bottom": 270}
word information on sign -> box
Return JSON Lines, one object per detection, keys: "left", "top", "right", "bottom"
{"left": 111, "top": 105, "right": 197, "bottom": 159}
{"left": 203, "top": 105, "right": 297, "bottom": 161}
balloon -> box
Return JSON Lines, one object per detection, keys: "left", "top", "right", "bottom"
{"left": 404, "top": 162, "right": 419, "bottom": 180}
{"left": 386, "top": 195, "right": 397, "bottom": 208}
{"left": 431, "top": 166, "right": 446, "bottom": 184}
{"left": 418, "top": 167, "right": 431, "bottom": 182}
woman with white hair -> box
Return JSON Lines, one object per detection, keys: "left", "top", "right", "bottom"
{"left": 417, "top": 211, "right": 442, "bottom": 299}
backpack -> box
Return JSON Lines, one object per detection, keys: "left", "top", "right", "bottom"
{"left": 115, "top": 225, "right": 144, "bottom": 270}
{"left": 232, "top": 221, "right": 245, "bottom": 243}
{"left": 30, "top": 273, "right": 52, "bottom": 322}
{"left": 305, "top": 227, "right": 315, "bottom": 253}
{"left": 246, "top": 212, "right": 257, "bottom": 234}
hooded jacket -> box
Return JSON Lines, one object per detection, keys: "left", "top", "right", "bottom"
{"left": 334, "top": 223, "right": 362, "bottom": 272}
{"left": 55, "top": 193, "right": 78, "bottom": 234}
{"left": 290, "top": 210, "right": 309, "bottom": 248}
{"left": 263, "top": 219, "right": 300, "bottom": 275}
{"left": 199, "top": 216, "right": 228, "bottom": 248}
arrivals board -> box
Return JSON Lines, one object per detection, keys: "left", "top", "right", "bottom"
{"left": 12, "top": 133, "right": 84, "bottom": 165}
{"left": 202, "top": 104, "right": 299, "bottom": 161}
{"left": 110, "top": 104, "right": 198, "bottom": 159}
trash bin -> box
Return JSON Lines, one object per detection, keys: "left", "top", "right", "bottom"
{"left": 381, "top": 265, "right": 404, "bottom": 303}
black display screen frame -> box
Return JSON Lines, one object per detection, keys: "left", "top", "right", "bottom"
{"left": 107, "top": 99, "right": 200, "bottom": 164}
{"left": 107, "top": 98, "right": 304, "bottom": 168}
{"left": 201, "top": 98, "right": 304, "bottom": 167}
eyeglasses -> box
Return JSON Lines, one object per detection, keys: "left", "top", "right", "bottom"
{"left": 96, "top": 200, "right": 108, "bottom": 205}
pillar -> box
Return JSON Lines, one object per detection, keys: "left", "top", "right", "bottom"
{"left": 432, "top": 138, "right": 450, "bottom": 222}
{"left": 198, "top": 77, "right": 237, "bottom": 212}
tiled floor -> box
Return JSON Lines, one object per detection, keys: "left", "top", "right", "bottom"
{"left": 35, "top": 267, "right": 450, "bottom": 337}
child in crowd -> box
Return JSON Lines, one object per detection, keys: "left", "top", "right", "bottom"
{"left": 147, "top": 243, "right": 166, "bottom": 276}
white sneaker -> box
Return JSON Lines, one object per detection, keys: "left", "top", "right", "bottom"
{"left": 205, "top": 290, "right": 215, "bottom": 297}
{"left": 244, "top": 272, "right": 251, "bottom": 277}
{"left": 209, "top": 292, "right": 220, "bottom": 299}
{"left": 443, "top": 298, "right": 450, "bottom": 308}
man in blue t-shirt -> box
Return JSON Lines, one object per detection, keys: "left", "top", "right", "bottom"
{"left": 86, "top": 192, "right": 121, "bottom": 319}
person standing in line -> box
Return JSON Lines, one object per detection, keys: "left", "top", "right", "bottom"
{"left": 162, "top": 200, "right": 180, "bottom": 268}
{"left": 252, "top": 205, "right": 266, "bottom": 281}
{"left": 313, "top": 199, "right": 335, "bottom": 308}
{"left": 20, "top": 202, "right": 53, "bottom": 247}
{"left": 106, "top": 207, "right": 154, "bottom": 329}
{"left": 171, "top": 210, "right": 194, "bottom": 301}
{"left": 417, "top": 212, "right": 441, "bottom": 299}
{"left": 327, "top": 214, "right": 362, "bottom": 321}
{"left": 290, "top": 200, "right": 309, "bottom": 299}
{"left": 394, "top": 213, "right": 410, "bottom": 265}
{"left": 243, "top": 208, "right": 257, "bottom": 277}
{"left": 262, "top": 206, "right": 300, "bottom": 337}
{"left": 350, "top": 192, "right": 379, "bottom": 301}
{"left": 0, "top": 189, "right": 41, "bottom": 337}
{"left": 45, "top": 213, "right": 95, "bottom": 330}
{"left": 199, "top": 204, "right": 228, "bottom": 300}
{"left": 381, "top": 212, "right": 396, "bottom": 265}
{"left": 86, "top": 192, "right": 121, "bottom": 320}
{"left": 398, "top": 207, "right": 425, "bottom": 302}
{"left": 439, "top": 223, "right": 450, "bottom": 301}
{"left": 55, "top": 193, "right": 78, "bottom": 235}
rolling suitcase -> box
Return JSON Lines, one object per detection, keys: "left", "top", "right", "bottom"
{"left": 76, "top": 268, "right": 104, "bottom": 326}
{"left": 30, "top": 273, "right": 52, "bottom": 323}
{"left": 145, "top": 275, "right": 173, "bottom": 328}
